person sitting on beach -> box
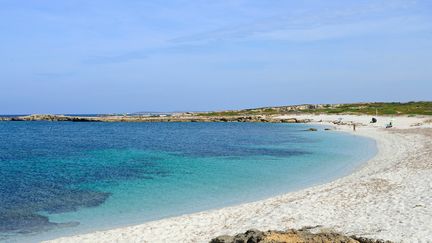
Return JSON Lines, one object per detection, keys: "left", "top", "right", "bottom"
{"left": 386, "top": 121, "right": 393, "bottom": 128}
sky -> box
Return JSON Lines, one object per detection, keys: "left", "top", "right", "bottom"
{"left": 1, "top": 0, "right": 431, "bottom": 114}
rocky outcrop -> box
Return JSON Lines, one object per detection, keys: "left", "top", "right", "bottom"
{"left": 11, "top": 114, "right": 97, "bottom": 122}
{"left": 2, "top": 114, "right": 310, "bottom": 124}
{"left": 210, "top": 229, "right": 392, "bottom": 243}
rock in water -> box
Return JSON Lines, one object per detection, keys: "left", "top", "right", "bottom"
{"left": 210, "top": 229, "right": 392, "bottom": 243}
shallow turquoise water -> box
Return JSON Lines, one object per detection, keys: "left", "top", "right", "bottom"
{"left": 0, "top": 122, "right": 376, "bottom": 242}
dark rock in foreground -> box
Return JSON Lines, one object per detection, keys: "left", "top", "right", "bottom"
{"left": 210, "top": 229, "right": 392, "bottom": 243}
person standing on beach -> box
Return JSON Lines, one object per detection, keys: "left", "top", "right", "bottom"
{"left": 353, "top": 123, "right": 356, "bottom": 131}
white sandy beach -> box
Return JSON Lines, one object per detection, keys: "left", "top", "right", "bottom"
{"left": 45, "top": 115, "right": 432, "bottom": 243}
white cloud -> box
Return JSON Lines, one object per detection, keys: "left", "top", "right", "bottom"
{"left": 170, "top": 0, "right": 427, "bottom": 43}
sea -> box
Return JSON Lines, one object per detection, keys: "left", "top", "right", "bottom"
{"left": 0, "top": 121, "right": 377, "bottom": 242}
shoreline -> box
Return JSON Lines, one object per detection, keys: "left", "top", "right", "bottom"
{"left": 45, "top": 115, "right": 432, "bottom": 242}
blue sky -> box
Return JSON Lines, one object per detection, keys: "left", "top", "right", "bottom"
{"left": 1, "top": 0, "right": 431, "bottom": 114}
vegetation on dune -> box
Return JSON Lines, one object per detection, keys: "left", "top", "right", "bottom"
{"left": 303, "top": 102, "right": 432, "bottom": 115}
{"left": 197, "top": 102, "right": 432, "bottom": 116}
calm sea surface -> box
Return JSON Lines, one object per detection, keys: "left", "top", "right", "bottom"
{"left": 0, "top": 122, "right": 376, "bottom": 242}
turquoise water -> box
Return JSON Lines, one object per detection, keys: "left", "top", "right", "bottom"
{"left": 0, "top": 122, "right": 376, "bottom": 242}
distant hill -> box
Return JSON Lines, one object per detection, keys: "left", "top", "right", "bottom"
{"left": 196, "top": 101, "right": 432, "bottom": 116}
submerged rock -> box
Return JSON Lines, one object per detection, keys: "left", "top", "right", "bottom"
{"left": 210, "top": 229, "right": 392, "bottom": 243}
{"left": 0, "top": 212, "right": 53, "bottom": 232}
{"left": 307, "top": 128, "right": 318, "bottom": 131}
{"left": 0, "top": 212, "right": 78, "bottom": 234}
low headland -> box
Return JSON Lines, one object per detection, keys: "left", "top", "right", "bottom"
{"left": 2, "top": 101, "right": 431, "bottom": 124}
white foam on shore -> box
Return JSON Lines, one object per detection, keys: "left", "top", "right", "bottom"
{"left": 45, "top": 115, "right": 432, "bottom": 243}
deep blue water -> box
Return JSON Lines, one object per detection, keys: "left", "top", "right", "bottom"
{"left": 0, "top": 122, "right": 376, "bottom": 242}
